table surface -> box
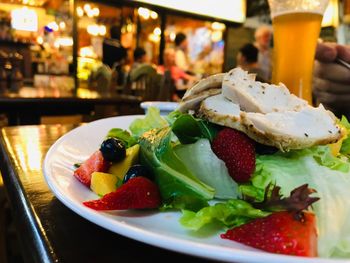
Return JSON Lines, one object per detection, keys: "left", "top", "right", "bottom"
{"left": 0, "top": 124, "right": 214, "bottom": 263}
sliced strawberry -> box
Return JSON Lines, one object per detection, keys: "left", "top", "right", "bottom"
{"left": 212, "top": 128, "right": 255, "bottom": 183}
{"left": 221, "top": 211, "right": 318, "bottom": 257}
{"left": 83, "top": 176, "right": 161, "bottom": 210}
{"left": 73, "top": 150, "right": 110, "bottom": 187}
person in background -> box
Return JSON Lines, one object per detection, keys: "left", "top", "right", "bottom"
{"left": 130, "top": 47, "right": 148, "bottom": 71}
{"left": 174, "top": 32, "right": 192, "bottom": 73}
{"left": 254, "top": 25, "right": 273, "bottom": 81}
{"left": 157, "top": 48, "right": 197, "bottom": 100}
{"left": 313, "top": 42, "right": 350, "bottom": 118}
{"left": 127, "top": 47, "right": 156, "bottom": 93}
{"left": 102, "top": 25, "right": 127, "bottom": 86}
{"left": 236, "top": 43, "right": 266, "bottom": 82}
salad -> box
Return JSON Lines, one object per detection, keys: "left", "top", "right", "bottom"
{"left": 73, "top": 68, "right": 350, "bottom": 259}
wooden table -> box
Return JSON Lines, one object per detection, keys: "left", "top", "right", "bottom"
{"left": 0, "top": 124, "right": 214, "bottom": 263}
{"left": 0, "top": 87, "right": 142, "bottom": 125}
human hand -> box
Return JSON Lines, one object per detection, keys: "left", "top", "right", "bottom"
{"left": 313, "top": 42, "right": 350, "bottom": 117}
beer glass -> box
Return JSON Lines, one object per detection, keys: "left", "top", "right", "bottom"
{"left": 268, "top": 0, "right": 329, "bottom": 104}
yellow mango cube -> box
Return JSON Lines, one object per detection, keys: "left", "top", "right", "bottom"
{"left": 108, "top": 144, "right": 140, "bottom": 181}
{"left": 90, "top": 172, "right": 119, "bottom": 196}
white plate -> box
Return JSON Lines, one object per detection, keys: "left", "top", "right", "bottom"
{"left": 140, "top": 101, "right": 179, "bottom": 115}
{"left": 43, "top": 115, "right": 347, "bottom": 263}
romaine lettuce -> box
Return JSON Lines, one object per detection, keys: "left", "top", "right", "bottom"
{"left": 174, "top": 139, "right": 239, "bottom": 199}
{"left": 139, "top": 127, "right": 215, "bottom": 211}
{"left": 129, "top": 107, "right": 168, "bottom": 137}
{"left": 106, "top": 128, "right": 137, "bottom": 148}
{"left": 180, "top": 199, "right": 269, "bottom": 231}
{"left": 171, "top": 114, "right": 219, "bottom": 144}
{"left": 249, "top": 150, "right": 350, "bottom": 258}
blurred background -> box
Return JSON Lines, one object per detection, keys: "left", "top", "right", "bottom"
{"left": 0, "top": 0, "right": 347, "bottom": 94}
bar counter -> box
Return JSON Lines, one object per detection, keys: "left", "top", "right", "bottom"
{"left": 0, "top": 124, "right": 215, "bottom": 263}
{"left": 0, "top": 87, "right": 142, "bottom": 125}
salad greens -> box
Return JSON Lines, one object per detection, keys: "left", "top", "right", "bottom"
{"left": 246, "top": 151, "right": 350, "bottom": 258}
{"left": 174, "top": 139, "right": 239, "bottom": 199}
{"left": 129, "top": 107, "right": 168, "bottom": 137}
{"left": 126, "top": 106, "right": 350, "bottom": 259}
{"left": 180, "top": 199, "right": 269, "bottom": 231}
{"left": 340, "top": 116, "right": 350, "bottom": 156}
{"left": 139, "top": 127, "right": 214, "bottom": 211}
{"left": 171, "top": 114, "right": 219, "bottom": 144}
{"left": 106, "top": 128, "right": 137, "bottom": 148}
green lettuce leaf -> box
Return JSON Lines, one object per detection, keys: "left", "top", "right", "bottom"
{"left": 340, "top": 116, "right": 350, "bottom": 155}
{"left": 139, "top": 127, "right": 215, "bottom": 211}
{"left": 269, "top": 145, "right": 349, "bottom": 173}
{"left": 129, "top": 107, "right": 168, "bottom": 138}
{"left": 106, "top": 128, "right": 137, "bottom": 148}
{"left": 248, "top": 151, "right": 350, "bottom": 258}
{"left": 174, "top": 139, "right": 239, "bottom": 199}
{"left": 171, "top": 114, "right": 219, "bottom": 144}
{"left": 179, "top": 199, "right": 269, "bottom": 231}
{"left": 164, "top": 110, "right": 182, "bottom": 126}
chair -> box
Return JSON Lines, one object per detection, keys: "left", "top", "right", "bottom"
{"left": 125, "top": 65, "right": 175, "bottom": 101}
{"left": 87, "top": 64, "right": 113, "bottom": 94}
{"left": 158, "top": 70, "right": 176, "bottom": 101}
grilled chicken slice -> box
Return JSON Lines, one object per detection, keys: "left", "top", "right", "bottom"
{"left": 200, "top": 94, "right": 341, "bottom": 151}
{"left": 177, "top": 89, "right": 221, "bottom": 113}
{"left": 222, "top": 68, "right": 308, "bottom": 113}
{"left": 182, "top": 73, "right": 225, "bottom": 100}
{"left": 240, "top": 106, "right": 341, "bottom": 150}
{"left": 177, "top": 73, "right": 225, "bottom": 113}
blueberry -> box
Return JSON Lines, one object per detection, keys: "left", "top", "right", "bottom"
{"left": 123, "top": 164, "right": 154, "bottom": 184}
{"left": 100, "top": 138, "right": 126, "bottom": 162}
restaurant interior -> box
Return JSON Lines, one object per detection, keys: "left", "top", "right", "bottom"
{"left": 0, "top": 0, "right": 349, "bottom": 262}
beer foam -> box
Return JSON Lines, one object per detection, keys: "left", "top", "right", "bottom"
{"left": 272, "top": 10, "right": 324, "bottom": 19}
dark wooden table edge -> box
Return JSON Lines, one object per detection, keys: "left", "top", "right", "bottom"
{"left": 0, "top": 132, "right": 56, "bottom": 263}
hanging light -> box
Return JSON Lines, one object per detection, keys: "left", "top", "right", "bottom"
{"left": 153, "top": 27, "right": 161, "bottom": 36}
{"left": 76, "top": 6, "right": 84, "bottom": 17}
{"left": 148, "top": 33, "right": 160, "bottom": 42}
{"left": 169, "top": 32, "right": 176, "bottom": 41}
{"left": 59, "top": 21, "right": 66, "bottom": 30}
{"left": 36, "top": 36, "right": 43, "bottom": 44}
{"left": 150, "top": 11, "right": 158, "bottom": 19}
{"left": 99, "top": 25, "right": 106, "bottom": 36}
{"left": 92, "top": 7, "right": 100, "bottom": 17}
{"left": 87, "top": 9, "right": 95, "bottom": 18}
{"left": 138, "top": 7, "right": 150, "bottom": 19}
{"left": 211, "top": 31, "right": 223, "bottom": 42}
{"left": 47, "top": 21, "right": 59, "bottom": 31}
{"left": 55, "top": 37, "right": 73, "bottom": 47}
{"left": 211, "top": 22, "right": 226, "bottom": 31}
{"left": 87, "top": 24, "right": 100, "bottom": 36}
{"left": 83, "top": 4, "right": 92, "bottom": 13}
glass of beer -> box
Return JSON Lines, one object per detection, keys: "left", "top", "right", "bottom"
{"left": 268, "top": 0, "right": 329, "bottom": 104}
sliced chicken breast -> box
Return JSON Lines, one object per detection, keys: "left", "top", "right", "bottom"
{"left": 222, "top": 68, "right": 308, "bottom": 113}
{"left": 199, "top": 92, "right": 341, "bottom": 151}
{"left": 241, "top": 106, "right": 341, "bottom": 150}
{"left": 199, "top": 94, "right": 241, "bottom": 128}
{"left": 177, "top": 89, "right": 221, "bottom": 113}
{"left": 181, "top": 67, "right": 342, "bottom": 151}
{"left": 182, "top": 73, "right": 225, "bottom": 100}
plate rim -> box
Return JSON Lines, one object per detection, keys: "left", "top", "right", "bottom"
{"left": 43, "top": 115, "right": 349, "bottom": 263}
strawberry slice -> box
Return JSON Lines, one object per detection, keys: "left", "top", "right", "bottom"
{"left": 212, "top": 128, "right": 255, "bottom": 183}
{"left": 221, "top": 211, "right": 318, "bottom": 257}
{"left": 73, "top": 150, "right": 110, "bottom": 187}
{"left": 83, "top": 176, "right": 161, "bottom": 210}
